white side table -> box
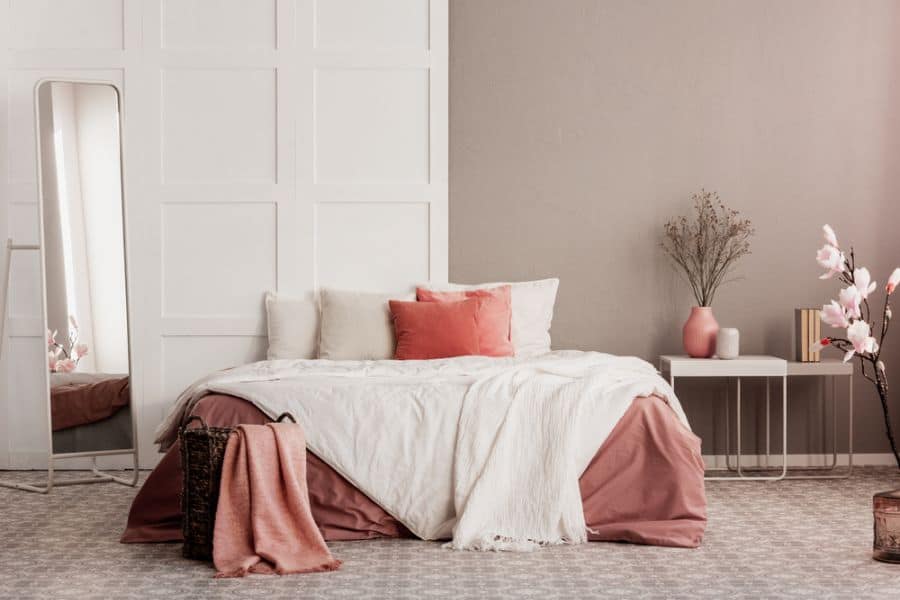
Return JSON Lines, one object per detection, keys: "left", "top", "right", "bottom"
{"left": 659, "top": 355, "right": 788, "bottom": 481}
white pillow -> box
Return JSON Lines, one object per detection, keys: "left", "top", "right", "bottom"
{"left": 318, "top": 288, "right": 415, "bottom": 360}
{"left": 265, "top": 291, "right": 320, "bottom": 360}
{"left": 418, "top": 278, "right": 559, "bottom": 357}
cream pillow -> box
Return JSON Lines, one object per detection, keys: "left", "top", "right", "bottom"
{"left": 265, "top": 292, "right": 320, "bottom": 360}
{"left": 418, "top": 278, "right": 559, "bottom": 357}
{"left": 318, "top": 288, "right": 415, "bottom": 360}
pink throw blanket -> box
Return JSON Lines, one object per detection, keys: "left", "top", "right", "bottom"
{"left": 212, "top": 423, "right": 342, "bottom": 577}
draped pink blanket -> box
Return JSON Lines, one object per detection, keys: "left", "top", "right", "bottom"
{"left": 212, "top": 423, "right": 342, "bottom": 578}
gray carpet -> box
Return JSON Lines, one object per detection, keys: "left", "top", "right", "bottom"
{"left": 1, "top": 468, "right": 900, "bottom": 599}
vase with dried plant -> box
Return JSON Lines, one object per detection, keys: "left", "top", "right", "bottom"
{"left": 810, "top": 225, "right": 900, "bottom": 469}
{"left": 661, "top": 190, "right": 754, "bottom": 358}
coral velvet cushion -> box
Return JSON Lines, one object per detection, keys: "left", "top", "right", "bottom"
{"left": 389, "top": 298, "right": 481, "bottom": 360}
{"left": 416, "top": 285, "right": 514, "bottom": 357}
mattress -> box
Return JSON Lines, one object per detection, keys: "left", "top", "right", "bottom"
{"left": 123, "top": 393, "right": 707, "bottom": 548}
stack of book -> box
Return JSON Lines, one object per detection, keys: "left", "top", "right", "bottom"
{"left": 794, "top": 308, "right": 822, "bottom": 362}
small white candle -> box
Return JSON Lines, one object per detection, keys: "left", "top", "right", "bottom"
{"left": 716, "top": 328, "right": 740, "bottom": 360}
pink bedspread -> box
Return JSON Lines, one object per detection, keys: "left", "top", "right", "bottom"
{"left": 123, "top": 394, "right": 706, "bottom": 548}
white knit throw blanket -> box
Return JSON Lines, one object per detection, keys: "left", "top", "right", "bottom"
{"left": 447, "top": 356, "right": 673, "bottom": 552}
{"left": 154, "top": 352, "right": 683, "bottom": 550}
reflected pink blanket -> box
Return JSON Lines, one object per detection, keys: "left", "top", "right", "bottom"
{"left": 213, "top": 423, "right": 341, "bottom": 577}
{"left": 123, "top": 394, "right": 706, "bottom": 548}
{"left": 51, "top": 376, "right": 129, "bottom": 431}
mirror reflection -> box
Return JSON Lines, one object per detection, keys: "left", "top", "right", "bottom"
{"left": 36, "top": 81, "right": 133, "bottom": 455}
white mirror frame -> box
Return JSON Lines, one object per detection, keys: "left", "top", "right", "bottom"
{"left": 0, "top": 78, "right": 138, "bottom": 493}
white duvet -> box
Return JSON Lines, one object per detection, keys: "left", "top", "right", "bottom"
{"left": 156, "top": 351, "right": 686, "bottom": 550}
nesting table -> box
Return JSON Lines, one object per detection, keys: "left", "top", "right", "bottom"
{"left": 659, "top": 355, "right": 855, "bottom": 481}
{"left": 660, "top": 355, "right": 788, "bottom": 481}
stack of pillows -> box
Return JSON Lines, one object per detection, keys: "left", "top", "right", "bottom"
{"left": 265, "top": 279, "right": 559, "bottom": 361}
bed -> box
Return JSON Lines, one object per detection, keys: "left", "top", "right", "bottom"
{"left": 122, "top": 352, "right": 707, "bottom": 548}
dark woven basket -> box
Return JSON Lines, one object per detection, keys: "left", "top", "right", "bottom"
{"left": 179, "top": 412, "right": 296, "bottom": 561}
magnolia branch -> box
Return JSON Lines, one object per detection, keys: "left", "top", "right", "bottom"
{"left": 816, "top": 225, "right": 900, "bottom": 468}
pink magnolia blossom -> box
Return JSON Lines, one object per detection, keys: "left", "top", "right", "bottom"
{"left": 838, "top": 286, "right": 862, "bottom": 319}
{"left": 47, "top": 329, "right": 57, "bottom": 345}
{"left": 844, "top": 320, "right": 879, "bottom": 362}
{"left": 853, "top": 267, "right": 876, "bottom": 299}
{"left": 821, "top": 301, "right": 850, "bottom": 328}
{"left": 887, "top": 268, "right": 900, "bottom": 295}
{"left": 68, "top": 315, "right": 79, "bottom": 330}
{"left": 823, "top": 224, "right": 839, "bottom": 248}
{"left": 55, "top": 358, "right": 76, "bottom": 373}
{"left": 816, "top": 245, "right": 845, "bottom": 279}
{"left": 73, "top": 344, "right": 89, "bottom": 359}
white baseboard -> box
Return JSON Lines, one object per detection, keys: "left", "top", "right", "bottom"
{"left": 703, "top": 453, "right": 896, "bottom": 468}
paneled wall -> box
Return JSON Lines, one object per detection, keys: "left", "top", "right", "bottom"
{"left": 1, "top": 0, "right": 448, "bottom": 468}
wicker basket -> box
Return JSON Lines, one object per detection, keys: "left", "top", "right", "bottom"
{"left": 179, "top": 412, "right": 296, "bottom": 561}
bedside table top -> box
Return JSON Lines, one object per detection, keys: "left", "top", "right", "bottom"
{"left": 659, "top": 355, "right": 787, "bottom": 377}
{"left": 786, "top": 358, "right": 854, "bottom": 376}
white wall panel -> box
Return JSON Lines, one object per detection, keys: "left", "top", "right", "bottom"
{"left": 7, "top": 252, "right": 42, "bottom": 323}
{"left": 6, "top": 73, "right": 39, "bottom": 184}
{"left": 8, "top": 202, "right": 39, "bottom": 246}
{"left": 315, "top": 68, "right": 429, "bottom": 183}
{"left": 315, "top": 0, "right": 429, "bottom": 50}
{"left": 161, "top": 69, "right": 277, "bottom": 183}
{"left": 162, "top": 0, "right": 276, "bottom": 49}
{"left": 161, "top": 336, "right": 266, "bottom": 412}
{"left": 316, "top": 202, "right": 429, "bottom": 291}
{"left": 1, "top": 0, "right": 448, "bottom": 468}
{"left": 6, "top": 337, "right": 48, "bottom": 466}
{"left": 7, "top": 203, "right": 41, "bottom": 322}
{"left": 9, "top": 0, "right": 124, "bottom": 50}
{"left": 162, "top": 202, "right": 277, "bottom": 317}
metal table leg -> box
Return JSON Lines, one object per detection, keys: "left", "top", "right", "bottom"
{"left": 779, "top": 374, "right": 788, "bottom": 479}
{"left": 736, "top": 377, "right": 743, "bottom": 476}
{"left": 765, "top": 378, "right": 770, "bottom": 469}
{"left": 725, "top": 377, "right": 735, "bottom": 472}
{"left": 781, "top": 372, "right": 853, "bottom": 480}
{"left": 707, "top": 375, "right": 787, "bottom": 481}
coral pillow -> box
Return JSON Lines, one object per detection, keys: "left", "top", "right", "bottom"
{"left": 418, "top": 279, "right": 558, "bottom": 357}
{"left": 416, "top": 285, "right": 513, "bottom": 357}
{"left": 389, "top": 298, "right": 481, "bottom": 360}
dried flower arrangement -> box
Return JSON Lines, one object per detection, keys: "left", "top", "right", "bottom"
{"left": 661, "top": 190, "right": 754, "bottom": 307}
{"left": 812, "top": 225, "right": 900, "bottom": 468}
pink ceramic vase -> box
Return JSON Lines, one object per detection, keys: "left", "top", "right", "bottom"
{"left": 683, "top": 306, "right": 719, "bottom": 358}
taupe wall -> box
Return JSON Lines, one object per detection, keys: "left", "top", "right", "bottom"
{"left": 449, "top": 0, "right": 900, "bottom": 455}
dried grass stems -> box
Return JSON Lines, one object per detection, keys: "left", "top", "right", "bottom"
{"left": 661, "top": 190, "right": 754, "bottom": 307}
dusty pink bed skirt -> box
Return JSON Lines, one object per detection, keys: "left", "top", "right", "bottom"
{"left": 122, "top": 394, "right": 707, "bottom": 548}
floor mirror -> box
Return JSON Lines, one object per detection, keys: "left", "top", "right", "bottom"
{"left": 0, "top": 79, "right": 138, "bottom": 493}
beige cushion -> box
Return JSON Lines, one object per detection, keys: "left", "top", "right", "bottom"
{"left": 265, "top": 292, "right": 320, "bottom": 360}
{"left": 318, "top": 288, "right": 414, "bottom": 360}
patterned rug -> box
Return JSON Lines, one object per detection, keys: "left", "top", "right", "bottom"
{"left": 1, "top": 468, "right": 899, "bottom": 599}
